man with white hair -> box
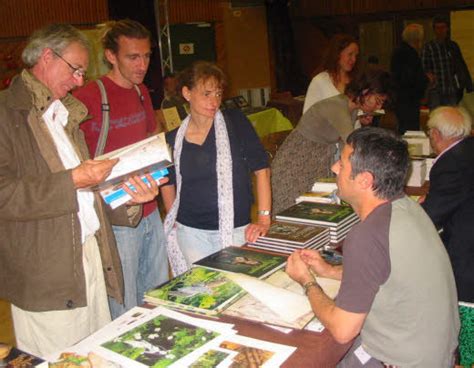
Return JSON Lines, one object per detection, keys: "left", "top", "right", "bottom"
{"left": 0, "top": 23, "right": 159, "bottom": 356}
{"left": 390, "top": 23, "right": 428, "bottom": 134}
{"left": 421, "top": 106, "right": 474, "bottom": 367}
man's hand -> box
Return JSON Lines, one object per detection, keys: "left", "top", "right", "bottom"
{"left": 286, "top": 250, "right": 314, "bottom": 286}
{"left": 124, "top": 175, "right": 169, "bottom": 205}
{"left": 418, "top": 194, "right": 426, "bottom": 204}
{"left": 299, "top": 249, "right": 333, "bottom": 276}
{"left": 245, "top": 214, "right": 271, "bottom": 243}
{"left": 72, "top": 159, "right": 118, "bottom": 189}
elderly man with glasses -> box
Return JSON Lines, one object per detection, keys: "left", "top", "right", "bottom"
{"left": 0, "top": 23, "right": 158, "bottom": 356}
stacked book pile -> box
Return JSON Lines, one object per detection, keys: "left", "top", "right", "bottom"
{"left": 406, "top": 158, "right": 427, "bottom": 187}
{"left": 247, "top": 221, "right": 330, "bottom": 254}
{"left": 275, "top": 201, "right": 359, "bottom": 244}
{"left": 403, "top": 130, "right": 432, "bottom": 156}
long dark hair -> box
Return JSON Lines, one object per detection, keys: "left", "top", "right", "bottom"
{"left": 317, "top": 34, "right": 359, "bottom": 85}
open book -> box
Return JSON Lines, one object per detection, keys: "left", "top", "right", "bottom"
{"left": 222, "top": 270, "right": 340, "bottom": 330}
{"left": 94, "top": 133, "right": 173, "bottom": 208}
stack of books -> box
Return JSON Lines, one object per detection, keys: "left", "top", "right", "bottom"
{"left": 296, "top": 191, "right": 336, "bottom": 204}
{"left": 275, "top": 201, "right": 359, "bottom": 244}
{"left": 406, "top": 158, "right": 427, "bottom": 187}
{"left": 311, "top": 178, "right": 337, "bottom": 193}
{"left": 194, "top": 246, "right": 287, "bottom": 278}
{"left": 403, "top": 130, "right": 432, "bottom": 156}
{"left": 247, "top": 221, "right": 330, "bottom": 254}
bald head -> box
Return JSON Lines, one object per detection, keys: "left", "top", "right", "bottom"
{"left": 428, "top": 106, "right": 472, "bottom": 154}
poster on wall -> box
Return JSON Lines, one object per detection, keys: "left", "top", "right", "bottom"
{"left": 179, "top": 43, "right": 195, "bottom": 55}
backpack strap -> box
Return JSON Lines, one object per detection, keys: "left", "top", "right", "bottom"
{"left": 94, "top": 81, "right": 145, "bottom": 158}
{"left": 134, "top": 84, "right": 145, "bottom": 105}
{"left": 94, "top": 79, "right": 110, "bottom": 158}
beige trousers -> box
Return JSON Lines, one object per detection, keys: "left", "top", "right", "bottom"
{"left": 11, "top": 235, "right": 111, "bottom": 357}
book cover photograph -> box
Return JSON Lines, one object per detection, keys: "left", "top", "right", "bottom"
{"left": 100, "top": 314, "right": 219, "bottom": 367}
{"left": 0, "top": 344, "right": 46, "bottom": 367}
{"left": 276, "top": 202, "right": 355, "bottom": 226}
{"left": 193, "top": 246, "right": 286, "bottom": 279}
{"left": 144, "top": 267, "right": 243, "bottom": 315}
{"left": 258, "top": 221, "right": 328, "bottom": 245}
{"left": 180, "top": 334, "right": 296, "bottom": 368}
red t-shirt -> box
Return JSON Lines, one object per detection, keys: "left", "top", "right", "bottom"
{"left": 74, "top": 76, "right": 157, "bottom": 216}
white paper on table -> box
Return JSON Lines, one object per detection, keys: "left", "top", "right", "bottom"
{"left": 224, "top": 272, "right": 311, "bottom": 323}
{"left": 46, "top": 306, "right": 237, "bottom": 368}
{"left": 174, "top": 333, "right": 296, "bottom": 368}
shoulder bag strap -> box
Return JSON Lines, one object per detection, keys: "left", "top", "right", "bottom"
{"left": 134, "top": 84, "right": 144, "bottom": 105}
{"left": 95, "top": 79, "right": 110, "bottom": 158}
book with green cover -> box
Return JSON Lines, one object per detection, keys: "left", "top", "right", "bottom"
{"left": 144, "top": 267, "right": 244, "bottom": 315}
{"left": 276, "top": 201, "right": 356, "bottom": 226}
{"left": 193, "top": 246, "right": 286, "bottom": 279}
{"left": 258, "top": 221, "right": 328, "bottom": 245}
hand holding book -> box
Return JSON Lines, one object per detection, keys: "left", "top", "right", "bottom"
{"left": 72, "top": 158, "right": 119, "bottom": 189}
{"left": 122, "top": 174, "right": 169, "bottom": 205}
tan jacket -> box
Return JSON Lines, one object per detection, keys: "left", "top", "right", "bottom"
{"left": 0, "top": 70, "right": 140, "bottom": 311}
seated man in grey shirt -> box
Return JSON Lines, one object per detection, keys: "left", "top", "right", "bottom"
{"left": 286, "top": 127, "right": 459, "bottom": 367}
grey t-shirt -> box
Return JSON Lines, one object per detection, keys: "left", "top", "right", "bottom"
{"left": 336, "top": 197, "right": 459, "bottom": 367}
{"left": 336, "top": 202, "right": 391, "bottom": 313}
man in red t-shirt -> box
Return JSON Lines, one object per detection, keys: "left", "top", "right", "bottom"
{"left": 74, "top": 19, "right": 168, "bottom": 319}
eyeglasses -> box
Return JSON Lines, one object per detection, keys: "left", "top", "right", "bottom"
{"left": 52, "top": 49, "right": 86, "bottom": 79}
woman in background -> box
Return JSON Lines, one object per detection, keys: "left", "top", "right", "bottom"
{"left": 272, "top": 69, "right": 392, "bottom": 215}
{"left": 303, "top": 34, "right": 359, "bottom": 113}
{"left": 161, "top": 61, "right": 271, "bottom": 275}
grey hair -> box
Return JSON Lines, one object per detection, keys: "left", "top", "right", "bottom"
{"left": 428, "top": 106, "right": 472, "bottom": 139}
{"left": 22, "top": 23, "right": 89, "bottom": 67}
{"left": 402, "top": 24, "right": 424, "bottom": 45}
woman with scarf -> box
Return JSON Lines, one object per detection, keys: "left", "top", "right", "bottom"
{"left": 161, "top": 61, "right": 271, "bottom": 276}
{"left": 271, "top": 69, "right": 392, "bottom": 215}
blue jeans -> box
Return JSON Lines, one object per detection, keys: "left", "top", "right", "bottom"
{"left": 109, "top": 209, "right": 168, "bottom": 319}
{"left": 176, "top": 223, "right": 247, "bottom": 266}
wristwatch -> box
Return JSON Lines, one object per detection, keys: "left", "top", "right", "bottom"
{"left": 303, "top": 280, "right": 320, "bottom": 295}
{"left": 257, "top": 210, "right": 271, "bottom": 216}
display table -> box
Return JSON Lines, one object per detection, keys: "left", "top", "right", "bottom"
{"left": 247, "top": 108, "right": 294, "bottom": 138}
{"left": 218, "top": 314, "right": 351, "bottom": 367}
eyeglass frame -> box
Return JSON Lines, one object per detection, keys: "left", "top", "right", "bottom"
{"left": 51, "top": 49, "right": 87, "bottom": 79}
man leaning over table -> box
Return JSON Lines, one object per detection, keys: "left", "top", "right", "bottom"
{"left": 0, "top": 23, "right": 160, "bottom": 357}
{"left": 420, "top": 106, "right": 474, "bottom": 367}
{"left": 286, "top": 127, "right": 459, "bottom": 367}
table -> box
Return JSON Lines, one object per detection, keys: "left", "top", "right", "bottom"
{"left": 218, "top": 315, "right": 351, "bottom": 367}
{"left": 247, "top": 108, "right": 294, "bottom": 138}
{"left": 266, "top": 98, "right": 304, "bottom": 127}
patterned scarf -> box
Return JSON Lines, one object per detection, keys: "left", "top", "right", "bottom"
{"left": 164, "top": 110, "right": 234, "bottom": 276}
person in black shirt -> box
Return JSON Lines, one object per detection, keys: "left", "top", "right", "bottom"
{"left": 161, "top": 61, "right": 271, "bottom": 275}
{"left": 391, "top": 24, "right": 428, "bottom": 134}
